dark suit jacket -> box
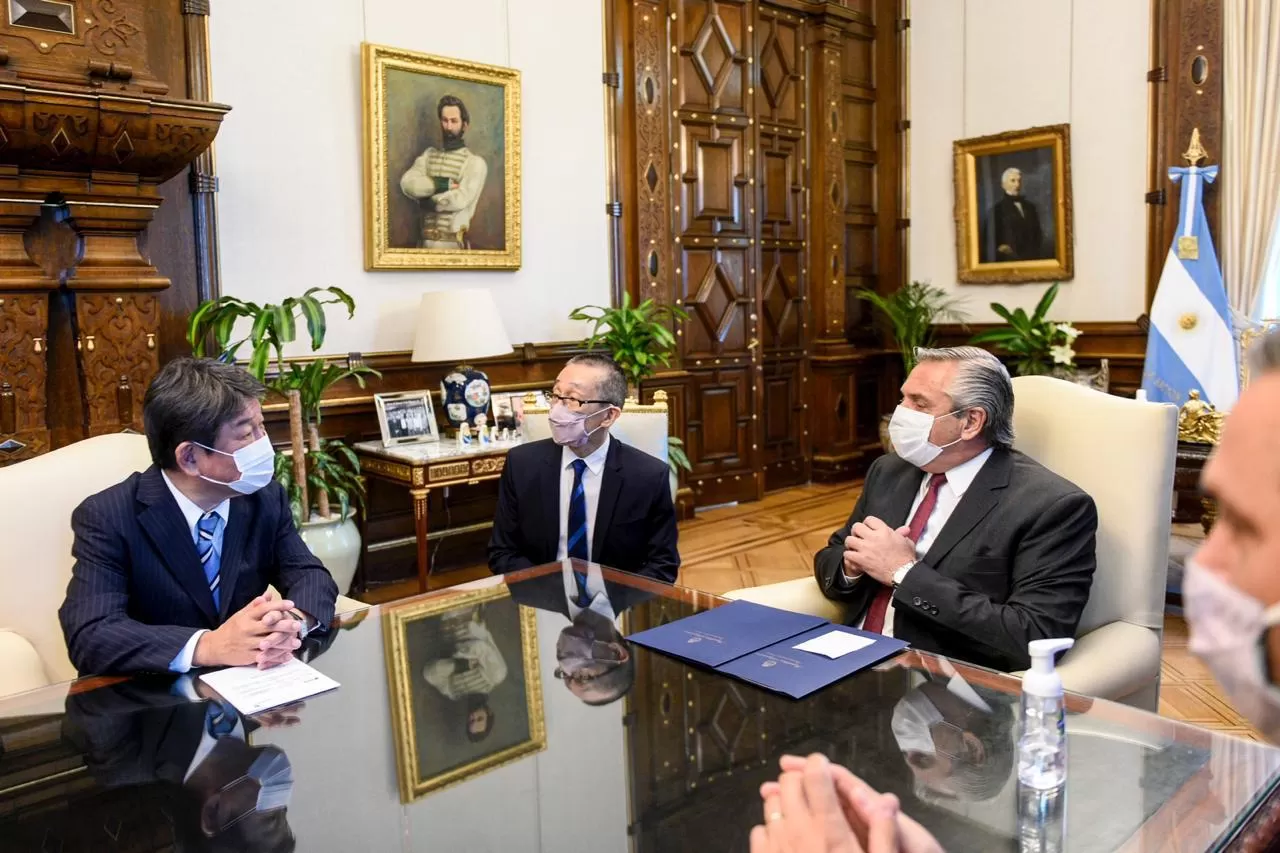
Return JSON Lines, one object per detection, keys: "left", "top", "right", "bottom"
{"left": 815, "top": 449, "right": 1097, "bottom": 672}
{"left": 983, "top": 195, "right": 1048, "bottom": 262}
{"left": 507, "top": 567, "right": 660, "bottom": 619}
{"left": 59, "top": 466, "right": 339, "bottom": 676}
{"left": 488, "top": 438, "right": 680, "bottom": 582}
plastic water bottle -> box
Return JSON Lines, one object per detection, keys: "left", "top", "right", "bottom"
{"left": 1017, "top": 638, "right": 1074, "bottom": 789}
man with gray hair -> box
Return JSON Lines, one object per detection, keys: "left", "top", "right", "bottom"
{"left": 815, "top": 346, "right": 1097, "bottom": 672}
{"left": 982, "top": 166, "right": 1049, "bottom": 263}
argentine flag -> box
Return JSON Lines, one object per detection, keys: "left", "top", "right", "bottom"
{"left": 1142, "top": 165, "right": 1239, "bottom": 409}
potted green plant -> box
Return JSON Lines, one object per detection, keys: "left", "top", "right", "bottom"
{"left": 856, "top": 281, "right": 968, "bottom": 451}
{"left": 968, "top": 283, "right": 1084, "bottom": 377}
{"left": 187, "top": 287, "right": 380, "bottom": 594}
{"left": 568, "top": 292, "right": 692, "bottom": 475}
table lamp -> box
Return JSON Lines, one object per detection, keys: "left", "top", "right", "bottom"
{"left": 411, "top": 288, "right": 513, "bottom": 430}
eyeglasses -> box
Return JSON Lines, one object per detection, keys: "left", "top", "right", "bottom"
{"left": 547, "top": 390, "right": 617, "bottom": 411}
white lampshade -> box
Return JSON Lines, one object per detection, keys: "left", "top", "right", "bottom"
{"left": 410, "top": 289, "right": 513, "bottom": 363}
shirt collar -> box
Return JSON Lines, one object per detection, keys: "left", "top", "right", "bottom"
{"left": 941, "top": 447, "right": 994, "bottom": 496}
{"left": 161, "top": 470, "right": 230, "bottom": 536}
{"left": 561, "top": 433, "right": 611, "bottom": 476}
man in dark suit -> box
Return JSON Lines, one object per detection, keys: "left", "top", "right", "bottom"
{"left": 59, "top": 358, "right": 338, "bottom": 676}
{"left": 815, "top": 346, "right": 1097, "bottom": 672}
{"left": 981, "top": 167, "right": 1050, "bottom": 263}
{"left": 61, "top": 678, "right": 296, "bottom": 853}
{"left": 488, "top": 354, "right": 679, "bottom": 581}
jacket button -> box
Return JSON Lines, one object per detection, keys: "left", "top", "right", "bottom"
{"left": 912, "top": 596, "right": 922, "bottom": 606}
{"left": 922, "top": 600, "right": 930, "bottom": 608}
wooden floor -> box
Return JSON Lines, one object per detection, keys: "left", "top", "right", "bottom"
{"left": 364, "top": 481, "right": 1259, "bottom": 738}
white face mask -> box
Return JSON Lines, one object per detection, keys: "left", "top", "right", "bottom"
{"left": 1184, "top": 556, "right": 1280, "bottom": 740}
{"left": 195, "top": 434, "right": 276, "bottom": 496}
{"left": 892, "top": 690, "right": 945, "bottom": 755}
{"left": 888, "top": 405, "right": 963, "bottom": 468}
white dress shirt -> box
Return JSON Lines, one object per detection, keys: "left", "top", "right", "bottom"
{"left": 561, "top": 560, "right": 618, "bottom": 622}
{"left": 556, "top": 435, "right": 611, "bottom": 561}
{"left": 162, "top": 472, "right": 230, "bottom": 673}
{"left": 855, "top": 447, "right": 994, "bottom": 637}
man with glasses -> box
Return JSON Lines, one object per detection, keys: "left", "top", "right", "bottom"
{"left": 488, "top": 354, "right": 679, "bottom": 581}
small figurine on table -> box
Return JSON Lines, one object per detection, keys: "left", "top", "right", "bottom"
{"left": 458, "top": 422, "right": 472, "bottom": 448}
{"left": 475, "top": 414, "right": 490, "bottom": 446}
{"left": 1178, "top": 389, "right": 1225, "bottom": 445}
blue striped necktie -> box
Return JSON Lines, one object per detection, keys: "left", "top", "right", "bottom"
{"left": 196, "top": 511, "right": 223, "bottom": 611}
{"left": 567, "top": 459, "right": 589, "bottom": 561}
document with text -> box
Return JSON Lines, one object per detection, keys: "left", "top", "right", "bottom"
{"left": 198, "top": 658, "right": 340, "bottom": 716}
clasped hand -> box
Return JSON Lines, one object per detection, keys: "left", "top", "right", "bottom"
{"left": 194, "top": 590, "right": 303, "bottom": 670}
{"left": 842, "top": 516, "right": 915, "bottom": 584}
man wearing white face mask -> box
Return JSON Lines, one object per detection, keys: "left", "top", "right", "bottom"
{"left": 488, "top": 354, "right": 679, "bottom": 581}
{"left": 60, "top": 358, "right": 338, "bottom": 676}
{"left": 1185, "top": 330, "right": 1280, "bottom": 741}
{"left": 814, "top": 346, "right": 1097, "bottom": 672}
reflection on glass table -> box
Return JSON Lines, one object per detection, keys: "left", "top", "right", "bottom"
{"left": 0, "top": 562, "right": 1276, "bottom": 853}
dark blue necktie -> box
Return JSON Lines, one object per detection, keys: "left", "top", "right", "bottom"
{"left": 196, "top": 511, "right": 223, "bottom": 611}
{"left": 567, "top": 458, "right": 589, "bottom": 561}
{"left": 573, "top": 571, "right": 592, "bottom": 606}
{"left": 207, "top": 700, "right": 237, "bottom": 737}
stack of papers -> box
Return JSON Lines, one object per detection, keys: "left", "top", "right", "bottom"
{"left": 198, "top": 658, "right": 341, "bottom": 716}
{"left": 627, "top": 600, "right": 907, "bottom": 698}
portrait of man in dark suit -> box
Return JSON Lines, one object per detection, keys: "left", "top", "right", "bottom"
{"left": 59, "top": 358, "right": 338, "bottom": 677}
{"left": 981, "top": 167, "right": 1050, "bottom": 263}
{"left": 814, "top": 346, "right": 1097, "bottom": 673}
{"left": 488, "top": 354, "right": 680, "bottom": 582}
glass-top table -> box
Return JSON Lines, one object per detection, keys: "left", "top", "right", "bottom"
{"left": 1, "top": 562, "right": 1278, "bottom": 852}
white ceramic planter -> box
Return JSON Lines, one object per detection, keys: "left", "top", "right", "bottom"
{"left": 299, "top": 513, "right": 361, "bottom": 596}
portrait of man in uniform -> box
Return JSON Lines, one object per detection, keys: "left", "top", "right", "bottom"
{"left": 363, "top": 45, "right": 521, "bottom": 271}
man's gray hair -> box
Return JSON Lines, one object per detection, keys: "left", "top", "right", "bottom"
{"left": 915, "top": 346, "right": 1015, "bottom": 450}
{"left": 1249, "top": 328, "right": 1280, "bottom": 376}
{"left": 1001, "top": 167, "right": 1022, "bottom": 183}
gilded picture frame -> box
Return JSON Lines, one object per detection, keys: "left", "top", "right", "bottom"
{"left": 383, "top": 585, "right": 544, "bottom": 803}
{"left": 362, "top": 43, "right": 522, "bottom": 270}
{"left": 953, "top": 124, "right": 1073, "bottom": 284}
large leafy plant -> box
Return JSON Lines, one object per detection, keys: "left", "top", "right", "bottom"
{"left": 968, "top": 283, "right": 1081, "bottom": 376}
{"left": 856, "top": 281, "right": 967, "bottom": 374}
{"left": 187, "top": 287, "right": 380, "bottom": 524}
{"left": 568, "top": 293, "right": 692, "bottom": 474}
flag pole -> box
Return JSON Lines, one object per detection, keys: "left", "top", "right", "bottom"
{"left": 1183, "top": 127, "right": 1208, "bottom": 165}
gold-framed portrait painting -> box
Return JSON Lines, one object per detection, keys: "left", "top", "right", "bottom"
{"left": 383, "top": 585, "right": 544, "bottom": 802}
{"left": 953, "top": 124, "right": 1073, "bottom": 284}
{"left": 362, "top": 43, "right": 521, "bottom": 270}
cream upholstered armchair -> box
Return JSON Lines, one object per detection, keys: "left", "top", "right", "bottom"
{"left": 0, "top": 433, "right": 154, "bottom": 696}
{"left": 728, "top": 376, "right": 1177, "bottom": 711}
{"left": 522, "top": 391, "right": 677, "bottom": 499}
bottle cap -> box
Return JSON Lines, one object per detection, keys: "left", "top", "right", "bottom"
{"left": 1023, "top": 637, "right": 1075, "bottom": 698}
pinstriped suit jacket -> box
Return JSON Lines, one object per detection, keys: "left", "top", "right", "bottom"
{"left": 58, "top": 466, "right": 339, "bottom": 676}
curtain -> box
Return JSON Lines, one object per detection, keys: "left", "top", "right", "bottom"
{"left": 1222, "top": 1, "right": 1280, "bottom": 320}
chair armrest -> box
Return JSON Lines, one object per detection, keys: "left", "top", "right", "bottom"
{"left": 335, "top": 594, "right": 367, "bottom": 616}
{"left": 1011, "top": 621, "right": 1161, "bottom": 706}
{"left": 723, "top": 577, "right": 852, "bottom": 624}
{"left": 0, "top": 630, "right": 50, "bottom": 698}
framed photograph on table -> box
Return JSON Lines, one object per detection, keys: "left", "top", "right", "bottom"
{"left": 375, "top": 391, "right": 440, "bottom": 446}
{"left": 383, "top": 585, "right": 545, "bottom": 802}
{"left": 953, "top": 123, "right": 1073, "bottom": 284}
{"left": 489, "top": 390, "right": 545, "bottom": 432}
{"left": 362, "top": 42, "right": 521, "bottom": 271}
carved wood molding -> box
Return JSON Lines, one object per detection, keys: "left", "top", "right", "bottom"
{"left": 633, "top": 0, "right": 673, "bottom": 316}
{"left": 75, "top": 292, "right": 159, "bottom": 433}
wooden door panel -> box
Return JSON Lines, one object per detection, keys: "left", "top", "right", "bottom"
{"left": 759, "top": 133, "right": 803, "bottom": 240}
{"left": 0, "top": 293, "right": 50, "bottom": 463}
{"left": 681, "top": 247, "right": 752, "bottom": 358}
{"left": 761, "top": 248, "right": 803, "bottom": 352}
{"left": 762, "top": 357, "right": 808, "bottom": 490}
{"left": 76, "top": 292, "right": 161, "bottom": 435}
{"left": 678, "top": 122, "right": 750, "bottom": 235}
{"left": 684, "top": 366, "right": 756, "bottom": 505}
{"left": 674, "top": 0, "right": 751, "bottom": 115}
{"left": 756, "top": 10, "right": 803, "bottom": 126}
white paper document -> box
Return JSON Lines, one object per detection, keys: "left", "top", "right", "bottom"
{"left": 198, "top": 658, "right": 340, "bottom": 716}
{"left": 793, "top": 630, "right": 875, "bottom": 660}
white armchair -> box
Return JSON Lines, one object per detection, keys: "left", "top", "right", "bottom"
{"left": 523, "top": 391, "right": 677, "bottom": 499}
{"left": 728, "top": 377, "right": 1177, "bottom": 710}
{"left": 0, "top": 433, "right": 154, "bottom": 695}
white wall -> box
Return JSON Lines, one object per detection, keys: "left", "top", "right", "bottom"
{"left": 209, "top": 0, "right": 611, "bottom": 356}
{"left": 909, "top": 0, "right": 1151, "bottom": 323}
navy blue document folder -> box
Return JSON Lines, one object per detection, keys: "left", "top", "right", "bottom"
{"left": 716, "top": 624, "right": 910, "bottom": 699}
{"left": 626, "top": 600, "right": 826, "bottom": 667}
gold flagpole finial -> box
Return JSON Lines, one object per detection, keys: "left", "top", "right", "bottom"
{"left": 1183, "top": 127, "right": 1209, "bottom": 165}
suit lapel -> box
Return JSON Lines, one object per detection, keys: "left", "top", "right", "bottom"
{"left": 921, "top": 449, "right": 1012, "bottom": 566}
{"left": 217, "top": 499, "right": 249, "bottom": 620}
{"left": 136, "top": 467, "right": 219, "bottom": 626}
{"left": 540, "top": 441, "right": 562, "bottom": 561}
{"left": 591, "top": 440, "right": 624, "bottom": 562}
{"left": 882, "top": 458, "right": 926, "bottom": 528}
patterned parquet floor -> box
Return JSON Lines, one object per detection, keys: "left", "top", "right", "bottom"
{"left": 676, "top": 482, "right": 1262, "bottom": 739}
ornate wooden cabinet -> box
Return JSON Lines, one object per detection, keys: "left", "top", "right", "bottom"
{"left": 609, "top": 0, "right": 904, "bottom": 504}
{"left": 0, "top": 0, "right": 226, "bottom": 465}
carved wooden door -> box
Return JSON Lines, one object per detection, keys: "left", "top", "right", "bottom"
{"left": 672, "top": 0, "right": 762, "bottom": 508}
{"left": 75, "top": 292, "right": 161, "bottom": 435}
{"left": 0, "top": 293, "right": 50, "bottom": 463}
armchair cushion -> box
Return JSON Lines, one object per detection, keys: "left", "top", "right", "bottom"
{"left": 724, "top": 577, "right": 851, "bottom": 624}
{"left": 0, "top": 630, "right": 50, "bottom": 697}
{"left": 1024, "top": 621, "right": 1162, "bottom": 704}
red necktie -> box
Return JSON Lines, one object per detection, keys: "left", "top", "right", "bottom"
{"left": 862, "top": 473, "right": 948, "bottom": 634}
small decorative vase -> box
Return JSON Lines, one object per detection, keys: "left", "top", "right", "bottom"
{"left": 440, "top": 365, "right": 492, "bottom": 428}
{"left": 299, "top": 512, "right": 361, "bottom": 596}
